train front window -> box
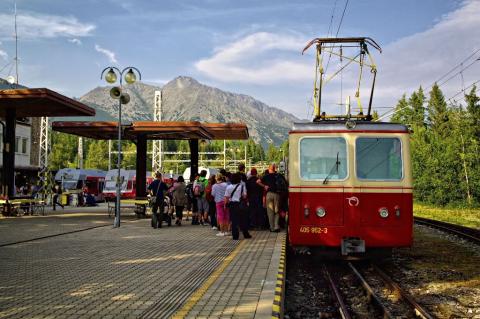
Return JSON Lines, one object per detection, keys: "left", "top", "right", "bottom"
{"left": 356, "top": 138, "right": 402, "bottom": 180}
{"left": 299, "top": 137, "right": 347, "bottom": 180}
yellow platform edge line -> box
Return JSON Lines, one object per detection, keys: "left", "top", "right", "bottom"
{"left": 172, "top": 240, "right": 247, "bottom": 319}
{"left": 272, "top": 234, "right": 287, "bottom": 319}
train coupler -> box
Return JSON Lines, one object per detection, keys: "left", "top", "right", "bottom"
{"left": 341, "top": 238, "right": 365, "bottom": 255}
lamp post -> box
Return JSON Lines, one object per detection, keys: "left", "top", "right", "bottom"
{"left": 100, "top": 66, "right": 141, "bottom": 228}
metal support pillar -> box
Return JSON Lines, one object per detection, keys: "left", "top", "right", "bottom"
{"left": 189, "top": 139, "right": 199, "bottom": 182}
{"left": 78, "top": 137, "right": 83, "bottom": 169}
{"left": 3, "top": 109, "right": 16, "bottom": 197}
{"left": 135, "top": 135, "right": 147, "bottom": 198}
{"left": 108, "top": 140, "right": 112, "bottom": 170}
{"left": 152, "top": 90, "right": 162, "bottom": 172}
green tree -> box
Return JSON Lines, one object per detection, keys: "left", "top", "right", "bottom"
{"left": 84, "top": 140, "right": 109, "bottom": 170}
{"left": 391, "top": 94, "right": 411, "bottom": 124}
{"left": 410, "top": 86, "right": 426, "bottom": 127}
{"left": 427, "top": 83, "right": 449, "bottom": 134}
{"left": 49, "top": 132, "right": 78, "bottom": 170}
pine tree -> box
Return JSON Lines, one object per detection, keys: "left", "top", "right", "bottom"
{"left": 391, "top": 94, "right": 411, "bottom": 124}
{"left": 427, "top": 83, "right": 449, "bottom": 134}
{"left": 465, "top": 85, "right": 480, "bottom": 139}
{"left": 410, "top": 86, "right": 426, "bottom": 127}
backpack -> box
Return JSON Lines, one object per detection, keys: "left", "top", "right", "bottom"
{"left": 275, "top": 174, "right": 288, "bottom": 193}
{"left": 185, "top": 183, "right": 194, "bottom": 199}
{"left": 193, "top": 180, "right": 205, "bottom": 197}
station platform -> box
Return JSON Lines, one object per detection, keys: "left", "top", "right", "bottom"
{"left": 0, "top": 205, "right": 286, "bottom": 318}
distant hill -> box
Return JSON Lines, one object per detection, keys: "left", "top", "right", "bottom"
{"left": 77, "top": 76, "right": 300, "bottom": 147}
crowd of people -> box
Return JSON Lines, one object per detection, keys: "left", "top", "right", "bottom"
{"left": 148, "top": 163, "right": 288, "bottom": 241}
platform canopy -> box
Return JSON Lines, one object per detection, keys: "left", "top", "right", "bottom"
{"left": 51, "top": 121, "right": 249, "bottom": 140}
{"left": 0, "top": 87, "right": 95, "bottom": 198}
{"left": 0, "top": 88, "right": 96, "bottom": 117}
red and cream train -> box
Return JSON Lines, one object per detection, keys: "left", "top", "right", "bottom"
{"left": 287, "top": 121, "right": 413, "bottom": 255}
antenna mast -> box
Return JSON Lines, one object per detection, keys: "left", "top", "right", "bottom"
{"left": 14, "top": 2, "right": 18, "bottom": 85}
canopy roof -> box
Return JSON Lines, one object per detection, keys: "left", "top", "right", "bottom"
{"left": 52, "top": 121, "right": 249, "bottom": 140}
{"left": 0, "top": 88, "right": 96, "bottom": 117}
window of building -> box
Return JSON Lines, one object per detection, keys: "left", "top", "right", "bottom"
{"left": 299, "top": 137, "right": 348, "bottom": 180}
{"left": 22, "top": 137, "right": 28, "bottom": 154}
{"left": 356, "top": 137, "right": 403, "bottom": 180}
{"left": 15, "top": 136, "right": 20, "bottom": 153}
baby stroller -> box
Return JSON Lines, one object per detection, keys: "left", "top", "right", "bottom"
{"left": 150, "top": 195, "right": 173, "bottom": 228}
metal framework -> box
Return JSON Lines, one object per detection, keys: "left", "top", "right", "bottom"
{"left": 37, "top": 116, "right": 51, "bottom": 200}
{"left": 151, "top": 90, "right": 163, "bottom": 172}
{"left": 39, "top": 116, "right": 49, "bottom": 167}
{"left": 302, "top": 37, "right": 382, "bottom": 121}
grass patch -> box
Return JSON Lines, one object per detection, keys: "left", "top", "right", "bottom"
{"left": 414, "top": 202, "right": 480, "bottom": 229}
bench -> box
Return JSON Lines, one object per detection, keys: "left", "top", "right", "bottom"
{"left": 106, "top": 199, "right": 150, "bottom": 218}
{"left": 0, "top": 198, "right": 46, "bottom": 216}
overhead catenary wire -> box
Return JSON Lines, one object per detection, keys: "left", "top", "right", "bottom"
{"left": 324, "top": 0, "right": 349, "bottom": 74}
{"left": 429, "top": 47, "right": 480, "bottom": 88}
{"left": 447, "top": 79, "right": 480, "bottom": 103}
{"left": 377, "top": 46, "right": 480, "bottom": 120}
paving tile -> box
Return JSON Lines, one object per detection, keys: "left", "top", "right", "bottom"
{"left": 0, "top": 207, "right": 284, "bottom": 318}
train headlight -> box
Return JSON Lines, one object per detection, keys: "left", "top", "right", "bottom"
{"left": 379, "top": 207, "right": 389, "bottom": 218}
{"left": 316, "top": 207, "right": 326, "bottom": 218}
{"left": 304, "top": 205, "right": 310, "bottom": 218}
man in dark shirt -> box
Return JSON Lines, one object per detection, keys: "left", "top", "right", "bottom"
{"left": 257, "top": 164, "right": 281, "bottom": 232}
{"left": 246, "top": 168, "right": 264, "bottom": 229}
{"left": 237, "top": 163, "right": 247, "bottom": 183}
{"left": 148, "top": 172, "right": 169, "bottom": 228}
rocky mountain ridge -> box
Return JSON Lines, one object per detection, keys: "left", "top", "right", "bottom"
{"left": 78, "top": 76, "right": 300, "bottom": 147}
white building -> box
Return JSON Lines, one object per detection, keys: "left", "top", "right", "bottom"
{"left": 0, "top": 79, "right": 41, "bottom": 189}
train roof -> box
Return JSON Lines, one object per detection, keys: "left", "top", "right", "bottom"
{"left": 291, "top": 121, "right": 408, "bottom": 132}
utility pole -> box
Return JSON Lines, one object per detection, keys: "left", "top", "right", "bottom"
{"left": 152, "top": 90, "right": 162, "bottom": 172}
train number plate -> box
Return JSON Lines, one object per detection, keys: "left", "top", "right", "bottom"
{"left": 299, "top": 226, "right": 328, "bottom": 234}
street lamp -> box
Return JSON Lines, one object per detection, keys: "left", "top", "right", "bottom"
{"left": 100, "top": 66, "right": 141, "bottom": 228}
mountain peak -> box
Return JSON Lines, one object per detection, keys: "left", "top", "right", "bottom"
{"left": 79, "top": 76, "right": 299, "bottom": 147}
{"left": 169, "top": 76, "right": 200, "bottom": 89}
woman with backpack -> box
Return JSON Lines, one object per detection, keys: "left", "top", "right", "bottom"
{"left": 205, "top": 174, "right": 218, "bottom": 230}
{"left": 212, "top": 174, "right": 229, "bottom": 236}
{"left": 172, "top": 176, "right": 187, "bottom": 226}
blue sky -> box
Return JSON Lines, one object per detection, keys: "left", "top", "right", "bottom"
{"left": 0, "top": 0, "right": 479, "bottom": 120}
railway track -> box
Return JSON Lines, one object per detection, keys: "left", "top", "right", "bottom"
{"left": 348, "top": 262, "right": 434, "bottom": 319}
{"left": 414, "top": 216, "right": 480, "bottom": 245}
{"left": 287, "top": 257, "right": 436, "bottom": 319}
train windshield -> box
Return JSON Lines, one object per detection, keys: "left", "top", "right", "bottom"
{"left": 299, "top": 137, "right": 347, "bottom": 180}
{"left": 356, "top": 137, "right": 402, "bottom": 180}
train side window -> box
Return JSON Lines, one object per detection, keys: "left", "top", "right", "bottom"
{"left": 299, "top": 137, "right": 348, "bottom": 180}
{"left": 356, "top": 138, "right": 402, "bottom": 180}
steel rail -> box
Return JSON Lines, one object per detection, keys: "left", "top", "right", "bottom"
{"left": 414, "top": 217, "right": 480, "bottom": 245}
{"left": 322, "top": 264, "right": 352, "bottom": 319}
{"left": 372, "top": 264, "right": 434, "bottom": 319}
{"left": 347, "top": 262, "right": 393, "bottom": 319}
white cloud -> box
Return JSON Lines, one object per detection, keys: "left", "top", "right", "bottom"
{"left": 0, "top": 49, "right": 7, "bottom": 60}
{"left": 195, "top": 32, "right": 312, "bottom": 84}
{"left": 68, "top": 38, "right": 82, "bottom": 45}
{"left": 374, "top": 0, "right": 480, "bottom": 111}
{"left": 0, "top": 12, "right": 95, "bottom": 39}
{"left": 95, "top": 44, "right": 117, "bottom": 64}
{"left": 0, "top": 41, "right": 7, "bottom": 60}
